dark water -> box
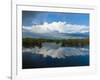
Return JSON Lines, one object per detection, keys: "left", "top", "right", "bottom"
{"left": 22, "top": 52, "right": 89, "bottom": 69}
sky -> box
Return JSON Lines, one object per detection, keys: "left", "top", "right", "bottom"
{"left": 22, "top": 11, "right": 89, "bottom": 26}
{"left": 22, "top": 11, "right": 89, "bottom": 39}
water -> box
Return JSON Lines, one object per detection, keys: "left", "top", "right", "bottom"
{"left": 22, "top": 43, "right": 89, "bottom": 69}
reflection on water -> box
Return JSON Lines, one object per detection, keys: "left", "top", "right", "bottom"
{"left": 23, "top": 42, "right": 89, "bottom": 58}
{"left": 22, "top": 42, "right": 89, "bottom": 69}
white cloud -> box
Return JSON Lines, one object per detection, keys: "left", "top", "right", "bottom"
{"left": 23, "top": 21, "right": 89, "bottom": 34}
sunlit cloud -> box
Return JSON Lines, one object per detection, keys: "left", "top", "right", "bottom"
{"left": 23, "top": 21, "right": 89, "bottom": 34}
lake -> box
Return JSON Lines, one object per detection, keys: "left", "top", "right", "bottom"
{"left": 22, "top": 43, "right": 89, "bottom": 69}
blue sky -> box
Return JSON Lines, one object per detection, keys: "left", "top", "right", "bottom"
{"left": 22, "top": 11, "right": 89, "bottom": 39}
{"left": 22, "top": 11, "right": 89, "bottom": 26}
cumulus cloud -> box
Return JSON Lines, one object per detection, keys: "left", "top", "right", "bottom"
{"left": 23, "top": 21, "right": 89, "bottom": 34}
{"left": 23, "top": 43, "right": 89, "bottom": 59}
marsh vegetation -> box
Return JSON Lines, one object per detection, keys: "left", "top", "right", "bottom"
{"left": 22, "top": 38, "right": 89, "bottom": 48}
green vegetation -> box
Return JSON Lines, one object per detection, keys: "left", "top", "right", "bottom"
{"left": 22, "top": 38, "right": 89, "bottom": 48}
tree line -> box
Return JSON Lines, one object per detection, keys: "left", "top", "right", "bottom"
{"left": 22, "top": 38, "right": 89, "bottom": 48}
